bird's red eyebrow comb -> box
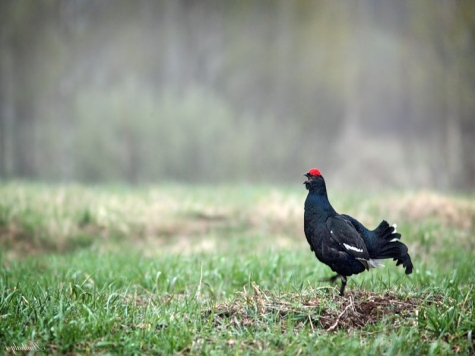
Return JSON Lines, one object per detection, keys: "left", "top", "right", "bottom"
{"left": 308, "top": 168, "right": 321, "bottom": 176}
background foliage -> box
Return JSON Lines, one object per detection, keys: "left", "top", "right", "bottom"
{"left": 1, "top": 0, "right": 475, "bottom": 189}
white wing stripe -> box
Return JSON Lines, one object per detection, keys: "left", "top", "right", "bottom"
{"left": 343, "top": 243, "right": 363, "bottom": 253}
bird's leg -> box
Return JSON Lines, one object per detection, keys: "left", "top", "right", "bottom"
{"left": 321, "top": 274, "right": 341, "bottom": 284}
{"left": 339, "top": 275, "right": 347, "bottom": 296}
{"left": 321, "top": 274, "right": 348, "bottom": 296}
{"left": 321, "top": 275, "right": 348, "bottom": 296}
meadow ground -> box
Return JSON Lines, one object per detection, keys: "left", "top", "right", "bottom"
{"left": 0, "top": 182, "right": 474, "bottom": 355}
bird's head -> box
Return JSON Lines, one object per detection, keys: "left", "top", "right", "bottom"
{"left": 303, "top": 168, "right": 324, "bottom": 191}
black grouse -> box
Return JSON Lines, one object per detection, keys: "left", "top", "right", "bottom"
{"left": 303, "top": 168, "right": 413, "bottom": 296}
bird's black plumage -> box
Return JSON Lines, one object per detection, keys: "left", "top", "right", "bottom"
{"left": 303, "top": 168, "right": 413, "bottom": 296}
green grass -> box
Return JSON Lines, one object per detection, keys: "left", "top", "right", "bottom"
{"left": 1, "top": 182, "right": 474, "bottom": 355}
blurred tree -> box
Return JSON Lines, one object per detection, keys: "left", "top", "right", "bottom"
{"left": 0, "top": 0, "right": 474, "bottom": 189}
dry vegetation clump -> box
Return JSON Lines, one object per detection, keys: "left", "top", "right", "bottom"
{"left": 382, "top": 191, "right": 475, "bottom": 230}
{"left": 247, "top": 190, "right": 303, "bottom": 237}
{"left": 2, "top": 185, "right": 475, "bottom": 259}
{"left": 204, "top": 282, "right": 430, "bottom": 333}
{"left": 0, "top": 185, "right": 307, "bottom": 257}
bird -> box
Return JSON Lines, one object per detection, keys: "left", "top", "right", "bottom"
{"left": 303, "top": 168, "right": 413, "bottom": 296}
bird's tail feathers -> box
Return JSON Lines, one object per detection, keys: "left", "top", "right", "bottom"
{"left": 393, "top": 253, "right": 413, "bottom": 275}
{"left": 373, "top": 220, "right": 413, "bottom": 275}
{"left": 374, "top": 220, "right": 401, "bottom": 242}
{"left": 377, "top": 240, "right": 407, "bottom": 259}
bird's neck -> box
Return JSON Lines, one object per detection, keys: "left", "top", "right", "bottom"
{"left": 306, "top": 180, "right": 328, "bottom": 197}
{"left": 305, "top": 181, "right": 336, "bottom": 215}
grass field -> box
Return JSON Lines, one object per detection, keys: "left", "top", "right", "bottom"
{"left": 1, "top": 182, "right": 474, "bottom": 355}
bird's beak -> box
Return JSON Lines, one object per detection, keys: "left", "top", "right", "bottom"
{"left": 303, "top": 173, "right": 310, "bottom": 184}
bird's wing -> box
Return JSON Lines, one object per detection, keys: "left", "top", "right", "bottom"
{"left": 326, "top": 215, "right": 370, "bottom": 265}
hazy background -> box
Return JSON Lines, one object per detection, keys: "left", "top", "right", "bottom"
{"left": 1, "top": 0, "right": 474, "bottom": 190}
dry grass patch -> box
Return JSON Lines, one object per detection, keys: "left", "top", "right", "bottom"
{"left": 382, "top": 191, "right": 475, "bottom": 230}
{"left": 204, "top": 282, "right": 431, "bottom": 333}
{"left": 2, "top": 185, "right": 474, "bottom": 260}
